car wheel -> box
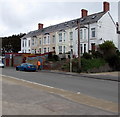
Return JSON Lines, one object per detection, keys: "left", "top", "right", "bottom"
{"left": 24, "top": 68, "right": 27, "bottom": 71}
{"left": 16, "top": 67, "right": 19, "bottom": 71}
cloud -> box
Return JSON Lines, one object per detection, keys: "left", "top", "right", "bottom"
{"left": 0, "top": 0, "right": 118, "bottom": 37}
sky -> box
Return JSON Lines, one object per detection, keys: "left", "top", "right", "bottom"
{"left": 0, "top": 0, "right": 119, "bottom": 37}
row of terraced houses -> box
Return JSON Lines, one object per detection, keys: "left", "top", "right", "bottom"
{"left": 20, "top": 2, "right": 120, "bottom": 57}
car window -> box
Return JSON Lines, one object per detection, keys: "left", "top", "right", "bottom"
{"left": 21, "top": 63, "right": 27, "bottom": 66}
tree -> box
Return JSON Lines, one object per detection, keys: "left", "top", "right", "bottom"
{"left": 99, "top": 41, "right": 116, "bottom": 59}
{"left": 1, "top": 33, "right": 26, "bottom": 53}
{"left": 99, "top": 41, "right": 120, "bottom": 71}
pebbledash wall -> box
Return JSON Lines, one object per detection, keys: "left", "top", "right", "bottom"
{"left": 20, "top": 1, "right": 119, "bottom": 57}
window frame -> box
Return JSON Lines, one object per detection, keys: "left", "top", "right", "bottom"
{"left": 91, "top": 28, "right": 96, "bottom": 38}
{"left": 59, "top": 33, "right": 62, "bottom": 42}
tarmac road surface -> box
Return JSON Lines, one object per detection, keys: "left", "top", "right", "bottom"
{"left": 1, "top": 67, "right": 118, "bottom": 103}
{"left": 1, "top": 75, "right": 118, "bottom": 115}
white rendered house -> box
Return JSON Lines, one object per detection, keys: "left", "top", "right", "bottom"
{"left": 21, "top": 2, "right": 118, "bottom": 56}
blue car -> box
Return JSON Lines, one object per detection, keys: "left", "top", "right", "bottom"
{"left": 16, "top": 63, "right": 37, "bottom": 72}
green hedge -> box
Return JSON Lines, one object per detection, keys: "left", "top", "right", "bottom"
{"left": 81, "top": 58, "right": 106, "bottom": 72}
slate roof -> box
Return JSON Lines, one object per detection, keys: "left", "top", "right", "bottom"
{"left": 22, "top": 11, "right": 106, "bottom": 39}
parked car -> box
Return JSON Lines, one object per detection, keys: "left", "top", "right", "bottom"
{"left": 16, "top": 63, "right": 37, "bottom": 72}
{"left": 0, "top": 58, "right": 4, "bottom": 68}
{"left": 0, "top": 62, "right": 4, "bottom": 68}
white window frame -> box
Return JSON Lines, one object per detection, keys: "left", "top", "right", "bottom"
{"left": 69, "top": 32, "right": 73, "bottom": 40}
{"left": 63, "top": 46, "right": 65, "bottom": 53}
{"left": 59, "top": 33, "right": 62, "bottom": 42}
{"left": 44, "top": 47, "right": 46, "bottom": 53}
{"left": 91, "top": 28, "right": 96, "bottom": 38}
{"left": 48, "top": 36, "right": 50, "bottom": 44}
{"left": 84, "top": 44, "right": 86, "bottom": 53}
{"left": 59, "top": 46, "right": 62, "bottom": 54}
{"left": 52, "top": 35, "right": 55, "bottom": 43}
{"left": 39, "top": 38, "right": 42, "bottom": 45}
{"left": 44, "top": 37, "right": 46, "bottom": 45}
{"left": 64, "top": 33, "right": 66, "bottom": 42}
{"left": 84, "top": 29, "right": 86, "bottom": 40}
{"left": 39, "top": 48, "right": 41, "bottom": 54}
{"left": 80, "top": 29, "right": 83, "bottom": 40}
{"left": 28, "top": 40, "right": 30, "bottom": 47}
{"left": 48, "top": 47, "right": 50, "bottom": 52}
{"left": 80, "top": 44, "right": 83, "bottom": 54}
{"left": 32, "top": 39, "right": 34, "bottom": 45}
{"left": 22, "top": 40, "right": 24, "bottom": 47}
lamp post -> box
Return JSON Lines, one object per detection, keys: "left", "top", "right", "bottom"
{"left": 77, "top": 20, "right": 81, "bottom": 72}
{"left": 70, "top": 45, "right": 73, "bottom": 72}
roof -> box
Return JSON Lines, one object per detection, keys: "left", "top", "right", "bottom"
{"left": 22, "top": 11, "right": 106, "bottom": 39}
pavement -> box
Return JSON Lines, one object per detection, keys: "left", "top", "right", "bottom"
{"left": 41, "top": 70, "right": 119, "bottom": 82}
{"left": 1, "top": 75, "right": 118, "bottom": 115}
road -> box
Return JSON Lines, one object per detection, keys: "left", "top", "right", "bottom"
{"left": 2, "top": 67, "right": 118, "bottom": 103}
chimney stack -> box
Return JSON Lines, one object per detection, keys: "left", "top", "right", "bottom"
{"left": 103, "top": 2, "right": 110, "bottom": 12}
{"left": 81, "top": 9, "right": 88, "bottom": 18}
{"left": 38, "top": 23, "right": 43, "bottom": 30}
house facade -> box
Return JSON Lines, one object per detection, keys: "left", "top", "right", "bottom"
{"left": 20, "top": 2, "right": 119, "bottom": 56}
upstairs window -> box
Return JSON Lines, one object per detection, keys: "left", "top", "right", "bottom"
{"left": 44, "top": 37, "right": 46, "bottom": 44}
{"left": 91, "top": 28, "right": 96, "bottom": 38}
{"left": 59, "top": 33, "right": 62, "bottom": 42}
{"left": 84, "top": 29, "right": 86, "bottom": 40}
{"left": 69, "top": 32, "right": 73, "bottom": 40}
{"left": 64, "top": 33, "right": 66, "bottom": 42}
{"left": 48, "top": 36, "right": 50, "bottom": 44}
{"left": 28, "top": 40, "right": 31, "bottom": 47}
{"left": 22, "top": 40, "right": 24, "bottom": 47}
{"left": 39, "top": 38, "right": 42, "bottom": 45}
{"left": 32, "top": 39, "right": 34, "bottom": 45}
{"left": 52, "top": 35, "right": 55, "bottom": 43}
{"left": 80, "top": 29, "right": 83, "bottom": 39}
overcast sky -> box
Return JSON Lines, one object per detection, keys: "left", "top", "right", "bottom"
{"left": 0, "top": 0, "right": 119, "bottom": 37}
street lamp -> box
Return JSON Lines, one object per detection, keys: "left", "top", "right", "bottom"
{"left": 70, "top": 45, "right": 73, "bottom": 72}
{"left": 77, "top": 20, "right": 81, "bottom": 72}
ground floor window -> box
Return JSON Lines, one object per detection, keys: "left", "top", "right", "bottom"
{"left": 80, "top": 44, "right": 83, "bottom": 54}
{"left": 44, "top": 48, "right": 46, "bottom": 53}
{"left": 59, "top": 46, "right": 62, "bottom": 54}
{"left": 84, "top": 44, "right": 86, "bottom": 53}
{"left": 39, "top": 48, "right": 41, "bottom": 54}
{"left": 48, "top": 47, "right": 50, "bottom": 52}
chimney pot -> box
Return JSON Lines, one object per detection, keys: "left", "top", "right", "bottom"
{"left": 38, "top": 23, "right": 43, "bottom": 30}
{"left": 103, "top": 2, "right": 110, "bottom": 12}
{"left": 81, "top": 9, "right": 88, "bottom": 18}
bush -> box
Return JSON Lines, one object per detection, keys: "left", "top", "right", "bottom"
{"left": 71, "top": 58, "right": 106, "bottom": 72}
{"left": 53, "top": 55, "right": 60, "bottom": 61}
{"left": 82, "top": 52, "right": 92, "bottom": 59}
{"left": 81, "top": 58, "right": 106, "bottom": 72}
{"left": 91, "top": 51, "right": 103, "bottom": 58}
{"left": 99, "top": 41, "right": 116, "bottom": 59}
{"left": 106, "top": 54, "right": 120, "bottom": 71}
{"left": 47, "top": 52, "right": 60, "bottom": 61}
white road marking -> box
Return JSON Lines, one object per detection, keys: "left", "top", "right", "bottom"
{"left": 1, "top": 74, "right": 66, "bottom": 91}
{"left": 77, "top": 92, "right": 81, "bottom": 94}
